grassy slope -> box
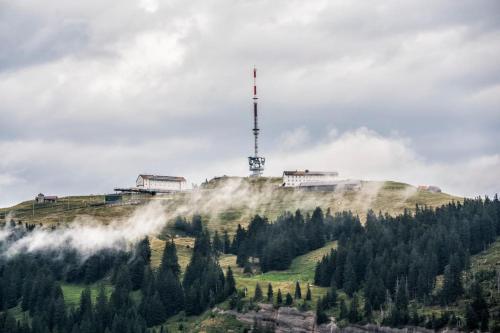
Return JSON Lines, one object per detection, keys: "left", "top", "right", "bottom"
{"left": 0, "top": 194, "right": 139, "bottom": 226}
{"left": 220, "top": 241, "right": 337, "bottom": 301}
{"left": 9, "top": 283, "right": 115, "bottom": 322}
{"left": 61, "top": 283, "right": 114, "bottom": 308}
{"left": 471, "top": 237, "right": 500, "bottom": 273}
{"left": 1, "top": 178, "right": 461, "bottom": 236}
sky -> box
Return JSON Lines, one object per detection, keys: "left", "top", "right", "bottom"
{"left": 0, "top": 0, "right": 499, "bottom": 207}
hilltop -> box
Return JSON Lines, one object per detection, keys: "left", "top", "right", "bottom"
{"left": 0, "top": 177, "right": 460, "bottom": 233}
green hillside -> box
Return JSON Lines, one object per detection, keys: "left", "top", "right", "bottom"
{"left": 1, "top": 177, "right": 460, "bottom": 234}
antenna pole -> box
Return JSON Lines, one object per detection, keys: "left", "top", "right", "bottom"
{"left": 253, "top": 68, "right": 259, "bottom": 157}
{"left": 248, "top": 67, "right": 265, "bottom": 177}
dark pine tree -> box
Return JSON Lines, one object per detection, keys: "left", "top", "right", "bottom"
{"left": 160, "top": 239, "right": 181, "bottom": 278}
{"left": 225, "top": 266, "right": 236, "bottom": 297}
{"left": 277, "top": 289, "right": 283, "bottom": 305}
{"left": 348, "top": 294, "right": 360, "bottom": 323}
{"left": 254, "top": 283, "right": 263, "bottom": 301}
{"left": 306, "top": 285, "right": 312, "bottom": 301}
{"left": 267, "top": 283, "right": 273, "bottom": 302}
{"left": 212, "top": 231, "right": 223, "bottom": 255}
{"left": 294, "top": 281, "right": 302, "bottom": 299}
{"left": 441, "top": 254, "right": 463, "bottom": 304}
{"left": 316, "top": 298, "right": 329, "bottom": 324}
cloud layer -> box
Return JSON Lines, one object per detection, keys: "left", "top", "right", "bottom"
{"left": 0, "top": 0, "right": 499, "bottom": 206}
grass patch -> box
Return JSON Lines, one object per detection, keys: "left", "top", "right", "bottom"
{"left": 61, "top": 282, "right": 113, "bottom": 308}
{"left": 218, "top": 242, "right": 337, "bottom": 304}
{"left": 471, "top": 237, "right": 500, "bottom": 273}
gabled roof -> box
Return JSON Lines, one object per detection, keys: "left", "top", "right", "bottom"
{"left": 138, "top": 174, "right": 186, "bottom": 182}
{"left": 283, "top": 170, "right": 339, "bottom": 177}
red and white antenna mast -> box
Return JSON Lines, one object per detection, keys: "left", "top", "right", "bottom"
{"left": 248, "top": 67, "right": 265, "bottom": 177}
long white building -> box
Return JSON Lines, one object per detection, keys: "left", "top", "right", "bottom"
{"left": 282, "top": 170, "right": 339, "bottom": 187}
{"left": 136, "top": 174, "right": 187, "bottom": 191}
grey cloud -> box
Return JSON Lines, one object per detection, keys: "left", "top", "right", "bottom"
{"left": 0, "top": 3, "right": 90, "bottom": 71}
{"left": 0, "top": 0, "right": 499, "bottom": 206}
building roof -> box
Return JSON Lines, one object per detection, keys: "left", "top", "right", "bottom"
{"left": 283, "top": 170, "right": 339, "bottom": 177}
{"left": 138, "top": 174, "right": 186, "bottom": 182}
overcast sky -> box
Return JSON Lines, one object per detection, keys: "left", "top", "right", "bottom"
{"left": 1, "top": 0, "right": 499, "bottom": 207}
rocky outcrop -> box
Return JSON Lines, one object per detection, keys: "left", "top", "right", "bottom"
{"left": 216, "top": 304, "right": 461, "bottom": 333}
{"left": 322, "top": 324, "right": 434, "bottom": 333}
{"left": 217, "top": 303, "right": 316, "bottom": 332}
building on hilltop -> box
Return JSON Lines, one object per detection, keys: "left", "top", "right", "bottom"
{"left": 115, "top": 174, "right": 187, "bottom": 195}
{"left": 282, "top": 170, "right": 339, "bottom": 187}
{"left": 35, "top": 193, "right": 58, "bottom": 203}
{"left": 136, "top": 174, "right": 187, "bottom": 191}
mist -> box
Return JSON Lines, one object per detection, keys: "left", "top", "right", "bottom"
{"left": 1, "top": 200, "right": 168, "bottom": 258}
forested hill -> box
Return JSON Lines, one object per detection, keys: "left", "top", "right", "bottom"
{"left": 313, "top": 197, "right": 500, "bottom": 329}
{"left": 1, "top": 195, "right": 499, "bottom": 332}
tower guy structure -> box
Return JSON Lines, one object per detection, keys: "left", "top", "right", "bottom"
{"left": 248, "top": 68, "right": 266, "bottom": 177}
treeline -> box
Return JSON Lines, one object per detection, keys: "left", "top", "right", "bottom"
{"left": 0, "top": 222, "right": 236, "bottom": 332}
{"left": 227, "top": 208, "right": 339, "bottom": 271}
{"left": 314, "top": 196, "right": 500, "bottom": 329}
{"left": 0, "top": 246, "right": 130, "bottom": 311}
{"left": 172, "top": 208, "right": 360, "bottom": 273}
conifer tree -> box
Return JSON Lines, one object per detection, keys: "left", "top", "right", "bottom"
{"left": 53, "top": 295, "right": 67, "bottom": 332}
{"left": 306, "top": 284, "right": 312, "bottom": 301}
{"left": 94, "top": 284, "right": 109, "bottom": 333}
{"left": 110, "top": 266, "right": 132, "bottom": 312}
{"left": 294, "top": 281, "right": 302, "bottom": 299}
{"left": 316, "top": 298, "right": 329, "bottom": 324}
{"left": 277, "top": 289, "right": 283, "bottom": 305}
{"left": 141, "top": 292, "right": 167, "bottom": 327}
{"left": 267, "top": 283, "right": 273, "bottom": 302}
{"left": 343, "top": 252, "right": 357, "bottom": 296}
{"left": 157, "top": 269, "right": 184, "bottom": 317}
{"left": 441, "top": 254, "right": 463, "bottom": 304}
{"left": 348, "top": 295, "right": 360, "bottom": 323}
{"left": 285, "top": 293, "right": 293, "bottom": 305}
{"left": 225, "top": 266, "right": 236, "bottom": 297}
{"left": 254, "top": 283, "right": 263, "bottom": 301}
{"left": 79, "top": 287, "right": 93, "bottom": 321}
{"left": 392, "top": 278, "right": 409, "bottom": 325}
{"left": 191, "top": 214, "right": 203, "bottom": 236}
{"left": 129, "top": 256, "right": 146, "bottom": 290}
{"left": 160, "top": 239, "right": 181, "bottom": 278}
{"left": 136, "top": 236, "right": 152, "bottom": 264}
{"left": 466, "top": 281, "right": 489, "bottom": 331}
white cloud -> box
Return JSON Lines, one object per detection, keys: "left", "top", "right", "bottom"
{"left": 138, "top": 0, "right": 159, "bottom": 13}
{"left": 265, "top": 128, "right": 500, "bottom": 197}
